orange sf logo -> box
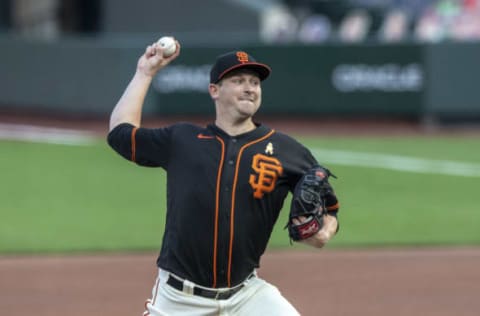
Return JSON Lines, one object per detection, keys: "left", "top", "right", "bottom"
{"left": 249, "top": 154, "right": 283, "bottom": 199}
{"left": 236, "top": 51, "right": 249, "bottom": 64}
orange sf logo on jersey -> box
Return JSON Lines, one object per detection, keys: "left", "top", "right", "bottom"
{"left": 249, "top": 154, "right": 283, "bottom": 199}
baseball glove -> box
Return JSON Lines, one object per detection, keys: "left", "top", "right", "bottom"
{"left": 286, "top": 166, "right": 339, "bottom": 241}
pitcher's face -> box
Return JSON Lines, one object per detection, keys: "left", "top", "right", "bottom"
{"left": 209, "top": 70, "right": 262, "bottom": 119}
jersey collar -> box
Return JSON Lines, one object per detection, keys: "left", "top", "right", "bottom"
{"left": 207, "top": 123, "right": 272, "bottom": 142}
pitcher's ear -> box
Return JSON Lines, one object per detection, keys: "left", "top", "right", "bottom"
{"left": 209, "top": 83, "right": 220, "bottom": 99}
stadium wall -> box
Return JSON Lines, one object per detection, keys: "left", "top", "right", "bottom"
{"left": 0, "top": 35, "right": 479, "bottom": 121}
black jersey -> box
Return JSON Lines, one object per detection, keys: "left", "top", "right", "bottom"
{"left": 108, "top": 122, "right": 317, "bottom": 288}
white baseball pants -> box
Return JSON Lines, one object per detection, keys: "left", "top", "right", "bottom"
{"left": 143, "top": 269, "right": 300, "bottom": 316}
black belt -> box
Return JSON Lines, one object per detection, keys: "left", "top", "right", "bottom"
{"left": 166, "top": 274, "right": 253, "bottom": 300}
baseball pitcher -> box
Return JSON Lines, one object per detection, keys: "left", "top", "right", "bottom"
{"left": 107, "top": 38, "right": 340, "bottom": 316}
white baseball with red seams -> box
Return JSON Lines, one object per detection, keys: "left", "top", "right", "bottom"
{"left": 157, "top": 36, "right": 176, "bottom": 57}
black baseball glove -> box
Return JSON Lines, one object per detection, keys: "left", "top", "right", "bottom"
{"left": 286, "top": 166, "right": 339, "bottom": 241}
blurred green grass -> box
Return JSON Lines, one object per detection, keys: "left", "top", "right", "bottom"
{"left": 1, "top": 135, "right": 479, "bottom": 253}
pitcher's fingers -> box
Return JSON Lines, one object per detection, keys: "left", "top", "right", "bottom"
{"left": 292, "top": 216, "right": 308, "bottom": 225}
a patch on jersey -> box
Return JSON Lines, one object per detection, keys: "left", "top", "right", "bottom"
{"left": 265, "top": 142, "right": 274, "bottom": 155}
{"left": 249, "top": 153, "right": 283, "bottom": 199}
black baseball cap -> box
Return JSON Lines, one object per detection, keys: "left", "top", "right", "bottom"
{"left": 210, "top": 51, "right": 271, "bottom": 84}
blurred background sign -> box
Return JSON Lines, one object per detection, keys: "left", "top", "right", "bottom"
{"left": 149, "top": 44, "right": 425, "bottom": 117}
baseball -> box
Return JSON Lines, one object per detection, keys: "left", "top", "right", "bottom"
{"left": 157, "top": 36, "right": 177, "bottom": 57}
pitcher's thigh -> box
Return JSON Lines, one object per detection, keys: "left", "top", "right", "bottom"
{"left": 234, "top": 280, "right": 300, "bottom": 316}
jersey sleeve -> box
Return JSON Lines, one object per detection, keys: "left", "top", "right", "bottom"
{"left": 107, "top": 123, "right": 171, "bottom": 168}
{"left": 285, "top": 143, "right": 319, "bottom": 192}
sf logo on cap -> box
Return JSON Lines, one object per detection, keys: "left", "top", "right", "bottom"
{"left": 236, "top": 51, "right": 249, "bottom": 63}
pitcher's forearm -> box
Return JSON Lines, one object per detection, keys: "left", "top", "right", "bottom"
{"left": 109, "top": 71, "right": 154, "bottom": 131}
{"left": 109, "top": 39, "right": 181, "bottom": 131}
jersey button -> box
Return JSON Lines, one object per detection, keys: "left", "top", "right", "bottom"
{"left": 232, "top": 138, "right": 237, "bottom": 143}
{"left": 228, "top": 160, "right": 234, "bottom": 165}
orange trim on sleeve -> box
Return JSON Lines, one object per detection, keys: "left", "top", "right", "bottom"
{"left": 327, "top": 202, "right": 340, "bottom": 212}
{"left": 227, "top": 129, "right": 275, "bottom": 287}
{"left": 212, "top": 136, "right": 225, "bottom": 288}
{"left": 131, "top": 127, "right": 138, "bottom": 162}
